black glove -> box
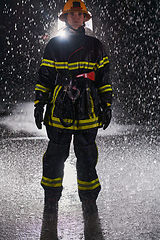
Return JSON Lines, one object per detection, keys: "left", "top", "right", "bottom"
{"left": 102, "top": 107, "right": 112, "bottom": 130}
{"left": 34, "top": 103, "right": 44, "bottom": 129}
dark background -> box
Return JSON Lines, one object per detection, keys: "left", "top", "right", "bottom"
{"left": 0, "top": 0, "right": 159, "bottom": 125}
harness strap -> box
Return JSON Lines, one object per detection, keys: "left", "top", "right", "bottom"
{"left": 76, "top": 71, "right": 95, "bottom": 81}
{"left": 58, "top": 89, "right": 76, "bottom": 128}
{"left": 56, "top": 72, "right": 95, "bottom": 128}
{"left": 58, "top": 84, "right": 80, "bottom": 128}
{"left": 56, "top": 71, "right": 95, "bottom": 86}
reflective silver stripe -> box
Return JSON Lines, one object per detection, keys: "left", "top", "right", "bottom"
{"left": 77, "top": 178, "right": 100, "bottom": 190}
{"left": 98, "top": 85, "right": 112, "bottom": 94}
{"left": 41, "top": 176, "right": 63, "bottom": 187}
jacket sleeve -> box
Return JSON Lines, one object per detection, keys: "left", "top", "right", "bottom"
{"left": 94, "top": 41, "right": 112, "bottom": 108}
{"left": 34, "top": 39, "right": 57, "bottom": 105}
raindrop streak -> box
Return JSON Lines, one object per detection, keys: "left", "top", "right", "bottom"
{"left": 0, "top": 0, "right": 159, "bottom": 124}
{"left": 0, "top": 2, "right": 159, "bottom": 240}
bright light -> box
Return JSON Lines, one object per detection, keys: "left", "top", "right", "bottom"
{"left": 58, "top": 28, "right": 66, "bottom": 37}
{"left": 58, "top": 18, "right": 65, "bottom": 31}
{"left": 85, "top": 13, "right": 93, "bottom": 31}
{"left": 57, "top": 18, "right": 67, "bottom": 37}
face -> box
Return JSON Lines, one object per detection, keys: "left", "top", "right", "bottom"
{"left": 67, "top": 12, "right": 85, "bottom": 29}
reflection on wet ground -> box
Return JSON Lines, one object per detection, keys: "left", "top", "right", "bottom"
{"left": 40, "top": 207, "right": 105, "bottom": 240}
{"left": 0, "top": 130, "right": 160, "bottom": 239}
{"left": 40, "top": 207, "right": 58, "bottom": 240}
{"left": 0, "top": 102, "right": 160, "bottom": 239}
{"left": 83, "top": 212, "right": 105, "bottom": 240}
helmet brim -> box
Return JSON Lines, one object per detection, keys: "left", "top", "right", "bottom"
{"left": 59, "top": 10, "right": 92, "bottom": 22}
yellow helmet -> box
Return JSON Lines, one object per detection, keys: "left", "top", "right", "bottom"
{"left": 59, "top": 0, "right": 92, "bottom": 22}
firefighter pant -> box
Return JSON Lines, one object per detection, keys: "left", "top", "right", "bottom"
{"left": 41, "top": 126, "right": 101, "bottom": 202}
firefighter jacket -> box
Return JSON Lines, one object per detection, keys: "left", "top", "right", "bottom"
{"left": 35, "top": 27, "right": 112, "bottom": 131}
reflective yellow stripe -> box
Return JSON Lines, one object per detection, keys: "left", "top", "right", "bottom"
{"left": 77, "top": 178, "right": 100, "bottom": 190}
{"left": 42, "top": 151, "right": 46, "bottom": 163}
{"left": 40, "top": 59, "right": 55, "bottom": 67}
{"left": 98, "top": 56, "right": 109, "bottom": 69}
{"left": 98, "top": 85, "right": 112, "bottom": 94}
{"left": 100, "top": 56, "right": 109, "bottom": 64}
{"left": 40, "top": 59, "right": 96, "bottom": 71}
{"left": 34, "top": 100, "right": 40, "bottom": 105}
{"left": 40, "top": 56, "right": 109, "bottom": 71}
{"left": 55, "top": 62, "right": 68, "bottom": 69}
{"left": 78, "top": 183, "right": 100, "bottom": 190}
{"left": 68, "top": 62, "right": 95, "bottom": 70}
{"left": 35, "top": 84, "right": 51, "bottom": 93}
{"left": 89, "top": 93, "right": 96, "bottom": 119}
{"left": 99, "top": 85, "right": 112, "bottom": 91}
{"left": 51, "top": 85, "right": 62, "bottom": 115}
{"left": 44, "top": 116, "right": 102, "bottom": 130}
{"left": 94, "top": 57, "right": 109, "bottom": 70}
{"left": 41, "top": 176, "right": 62, "bottom": 187}
{"left": 95, "top": 142, "right": 99, "bottom": 164}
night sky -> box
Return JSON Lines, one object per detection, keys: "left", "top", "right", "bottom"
{"left": 0, "top": 0, "right": 159, "bottom": 125}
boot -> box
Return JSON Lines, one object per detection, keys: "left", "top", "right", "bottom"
{"left": 44, "top": 190, "right": 58, "bottom": 215}
{"left": 82, "top": 200, "right": 98, "bottom": 215}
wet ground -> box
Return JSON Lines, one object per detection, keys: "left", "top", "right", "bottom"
{"left": 0, "top": 102, "right": 160, "bottom": 239}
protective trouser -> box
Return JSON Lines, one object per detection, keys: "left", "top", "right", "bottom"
{"left": 41, "top": 125, "right": 101, "bottom": 202}
{"left": 41, "top": 141, "right": 70, "bottom": 201}
{"left": 75, "top": 143, "right": 101, "bottom": 202}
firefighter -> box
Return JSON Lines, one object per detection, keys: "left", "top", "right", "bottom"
{"left": 34, "top": 0, "right": 112, "bottom": 214}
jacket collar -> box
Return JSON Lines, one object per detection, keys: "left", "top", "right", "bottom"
{"left": 65, "top": 26, "right": 85, "bottom": 36}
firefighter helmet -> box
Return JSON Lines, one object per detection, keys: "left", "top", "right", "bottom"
{"left": 59, "top": 0, "right": 92, "bottom": 22}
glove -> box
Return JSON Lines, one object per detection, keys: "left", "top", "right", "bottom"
{"left": 34, "top": 103, "right": 44, "bottom": 129}
{"left": 102, "top": 107, "right": 112, "bottom": 130}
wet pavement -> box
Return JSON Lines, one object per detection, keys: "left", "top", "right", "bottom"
{"left": 0, "top": 103, "right": 160, "bottom": 239}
